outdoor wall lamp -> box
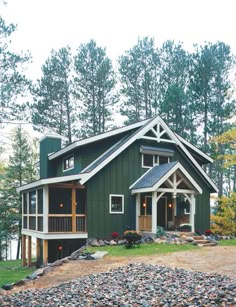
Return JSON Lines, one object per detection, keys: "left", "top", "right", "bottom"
{"left": 59, "top": 203, "right": 63, "bottom": 208}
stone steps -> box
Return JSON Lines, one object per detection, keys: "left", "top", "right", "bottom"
{"left": 192, "top": 236, "right": 217, "bottom": 247}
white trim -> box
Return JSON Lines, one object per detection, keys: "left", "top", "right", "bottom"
{"left": 17, "top": 174, "right": 85, "bottom": 192}
{"left": 80, "top": 116, "right": 157, "bottom": 184}
{"left": 80, "top": 116, "right": 218, "bottom": 192}
{"left": 39, "top": 134, "right": 63, "bottom": 143}
{"left": 131, "top": 162, "right": 202, "bottom": 194}
{"left": 21, "top": 229, "right": 88, "bottom": 240}
{"left": 175, "top": 133, "right": 213, "bottom": 163}
{"left": 49, "top": 119, "right": 149, "bottom": 160}
{"left": 109, "top": 194, "right": 124, "bottom": 214}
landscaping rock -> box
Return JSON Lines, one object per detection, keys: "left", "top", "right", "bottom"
{"left": 1, "top": 284, "right": 13, "bottom": 291}
{"left": 0, "top": 263, "right": 235, "bottom": 305}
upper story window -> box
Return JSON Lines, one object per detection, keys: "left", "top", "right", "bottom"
{"left": 63, "top": 155, "right": 74, "bottom": 171}
{"left": 142, "top": 154, "right": 169, "bottom": 168}
{"left": 140, "top": 145, "right": 174, "bottom": 168}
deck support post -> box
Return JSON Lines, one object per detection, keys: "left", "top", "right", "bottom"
{"left": 22, "top": 235, "right": 26, "bottom": 267}
{"left": 27, "top": 236, "right": 32, "bottom": 267}
{"left": 43, "top": 239, "right": 48, "bottom": 265}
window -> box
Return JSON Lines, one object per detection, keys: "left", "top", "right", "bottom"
{"left": 142, "top": 154, "right": 170, "bottom": 168}
{"left": 63, "top": 155, "right": 74, "bottom": 171}
{"left": 109, "top": 194, "right": 124, "bottom": 214}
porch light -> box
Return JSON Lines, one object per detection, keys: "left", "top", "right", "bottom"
{"left": 168, "top": 203, "right": 172, "bottom": 208}
{"left": 143, "top": 202, "right": 147, "bottom": 216}
{"left": 59, "top": 203, "right": 63, "bottom": 208}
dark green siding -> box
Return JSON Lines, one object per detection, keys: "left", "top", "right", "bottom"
{"left": 86, "top": 140, "right": 213, "bottom": 237}
{"left": 86, "top": 141, "right": 146, "bottom": 238}
{"left": 52, "top": 134, "right": 130, "bottom": 177}
{"left": 40, "top": 137, "right": 61, "bottom": 179}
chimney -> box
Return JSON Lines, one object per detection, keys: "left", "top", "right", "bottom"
{"left": 39, "top": 135, "right": 62, "bottom": 179}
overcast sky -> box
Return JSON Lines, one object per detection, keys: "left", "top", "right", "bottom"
{"left": 1, "top": 0, "right": 236, "bottom": 80}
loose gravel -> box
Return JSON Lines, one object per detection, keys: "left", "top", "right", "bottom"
{"left": 0, "top": 263, "right": 235, "bottom": 306}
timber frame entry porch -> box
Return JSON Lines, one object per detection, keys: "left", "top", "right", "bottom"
{"left": 130, "top": 161, "right": 202, "bottom": 234}
{"left": 21, "top": 181, "right": 87, "bottom": 266}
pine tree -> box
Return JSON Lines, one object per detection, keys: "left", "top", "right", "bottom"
{"left": 74, "top": 40, "right": 117, "bottom": 136}
{"left": 118, "top": 37, "right": 159, "bottom": 124}
{"left": 0, "top": 16, "right": 30, "bottom": 121}
{"left": 31, "top": 47, "right": 75, "bottom": 143}
{"left": 0, "top": 126, "right": 38, "bottom": 259}
{"left": 158, "top": 41, "right": 193, "bottom": 140}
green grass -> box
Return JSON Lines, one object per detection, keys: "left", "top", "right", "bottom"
{"left": 0, "top": 259, "right": 35, "bottom": 287}
{"left": 86, "top": 242, "right": 199, "bottom": 257}
{"left": 218, "top": 239, "right": 236, "bottom": 246}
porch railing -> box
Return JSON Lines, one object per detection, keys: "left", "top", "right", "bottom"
{"left": 48, "top": 214, "right": 86, "bottom": 233}
{"left": 138, "top": 215, "right": 152, "bottom": 231}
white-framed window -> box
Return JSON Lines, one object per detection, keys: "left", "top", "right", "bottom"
{"left": 63, "top": 155, "right": 74, "bottom": 171}
{"left": 109, "top": 194, "right": 124, "bottom": 214}
{"left": 142, "top": 154, "right": 169, "bottom": 168}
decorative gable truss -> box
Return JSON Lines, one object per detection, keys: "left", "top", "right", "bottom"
{"left": 140, "top": 122, "right": 176, "bottom": 144}
{"left": 78, "top": 116, "right": 218, "bottom": 192}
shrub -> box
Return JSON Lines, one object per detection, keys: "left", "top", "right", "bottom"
{"left": 156, "top": 226, "right": 166, "bottom": 237}
{"left": 211, "top": 192, "right": 236, "bottom": 236}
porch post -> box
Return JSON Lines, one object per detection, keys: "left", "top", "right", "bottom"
{"left": 136, "top": 193, "right": 140, "bottom": 231}
{"left": 72, "top": 187, "right": 76, "bottom": 233}
{"left": 190, "top": 194, "right": 196, "bottom": 232}
{"left": 172, "top": 193, "right": 176, "bottom": 226}
{"left": 43, "top": 185, "right": 49, "bottom": 233}
{"left": 152, "top": 192, "right": 157, "bottom": 234}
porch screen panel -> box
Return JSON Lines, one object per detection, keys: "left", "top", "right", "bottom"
{"left": 76, "top": 189, "right": 86, "bottom": 214}
{"left": 37, "top": 189, "right": 43, "bottom": 214}
{"left": 23, "top": 193, "right": 27, "bottom": 214}
{"left": 29, "top": 191, "right": 36, "bottom": 214}
{"left": 49, "top": 187, "right": 72, "bottom": 214}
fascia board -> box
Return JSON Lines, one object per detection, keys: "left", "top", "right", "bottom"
{"left": 175, "top": 133, "right": 214, "bottom": 163}
{"left": 80, "top": 116, "right": 159, "bottom": 184}
{"left": 48, "top": 119, "right": 149, "bottom": 160}
{"left": 158, "top": 118, "right": 218, "bottom": 192}
{"left": 17, "top": 174, "right": 85, "bottom": 192}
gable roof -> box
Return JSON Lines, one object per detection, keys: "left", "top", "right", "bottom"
{"left": 48, "top": 118, "right": 149, "bottom": 160}
{"left": 129, "top": 161, "right": 202, "bottom": 194}
{"left": 79, "top": 116, "right": 218, "bottom": 193}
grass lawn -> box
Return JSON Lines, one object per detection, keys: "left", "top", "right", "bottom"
{"left": 0, "top": 259, "right": 35, "bottom": 287}
{"left": 218, "top": 239, "right": 236, "bottom": 246}
{"left": 86, "top": 242, "right": 199, "bottom": 257}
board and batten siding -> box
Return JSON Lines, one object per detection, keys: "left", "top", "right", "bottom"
{"left": 86, "top": 141, "right": 145, "bottom": 238}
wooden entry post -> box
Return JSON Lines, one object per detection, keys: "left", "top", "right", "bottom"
{"left": 22, "top": 235, "right": 26, "bottom": 267}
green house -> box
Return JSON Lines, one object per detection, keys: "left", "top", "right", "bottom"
{"left": 17, "top": 116, "right": 218, "bottom": 265}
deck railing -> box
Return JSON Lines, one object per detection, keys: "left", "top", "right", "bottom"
{"left": 48, "top": 214, "right": 86, "bottom": 233}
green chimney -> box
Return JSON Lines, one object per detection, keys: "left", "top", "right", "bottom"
{"left": 39, "top": 135, "right": 62, "bottom": 179}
